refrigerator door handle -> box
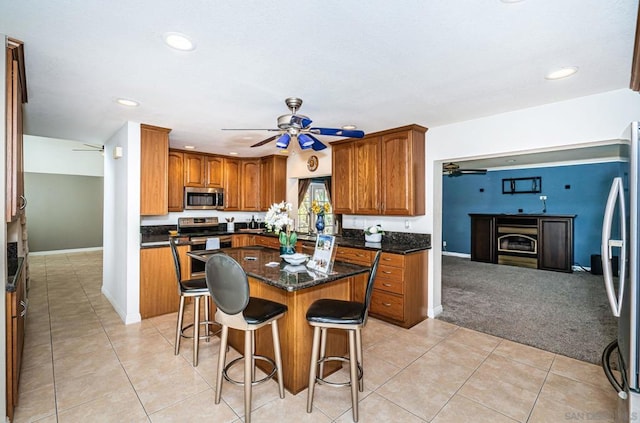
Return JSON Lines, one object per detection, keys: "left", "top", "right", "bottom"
{"left": 601, "top": 177, "right": 627, "bottom": 317}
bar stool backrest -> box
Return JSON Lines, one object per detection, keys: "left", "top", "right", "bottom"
{"left": 362, "top": 250, "right": 383, "bottom": 323}
{"left": 169, "top": 237, "right": 183, "bottom": 289}
{"left": 205, "top": 254, "right": 250, "bottom": 315}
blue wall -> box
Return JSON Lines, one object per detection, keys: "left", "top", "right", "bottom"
{"left": 442, "top": 162, "right": 626, "bottom": 267}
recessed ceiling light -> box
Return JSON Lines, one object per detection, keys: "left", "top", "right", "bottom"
{"left": 162, "top": 32, "right": 196, "bottom": 51}
{"left": 184, "top": 145, "right": 196, "bottom": 150}
{"left": 342, "top": 125, "right": 357, "bottom": 130}
{"left": 501, "top": 0, "right": 525, "bottom": 3}
{"left": 279, "top": 149, "right": 289, "bottom": 155}
{"left": 506, "top": 159, "right": 517, "bottom": 163}
{"left": 116, "top": 98, "right": 139, "bottom": 107}
{"left": 229, "top": 152, "right": 238, "bottom": 155}
{"left": 545, "top": 66, "right": 578, "bottom": 80}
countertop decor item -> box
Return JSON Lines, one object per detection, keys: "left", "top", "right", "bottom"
{"left": 280, "top": 253, "right": 309, "bottom": 265}
{"left": 265, "top": 201, "right": 297, "bottom": 254}
{"left": 364, "top": 225, "right": 384, "bottom": 243}
{"left": 311, "top": 200, "right": 330, "bottom": 234}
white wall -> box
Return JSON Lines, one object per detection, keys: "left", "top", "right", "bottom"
{"left": 24, "top": 135, "right": 104, "bottom": 176}
{"left": 102, "top": 122, "right": 141, "bottom": 324}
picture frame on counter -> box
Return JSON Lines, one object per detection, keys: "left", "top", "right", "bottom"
{"left": 306, "top": 234, "right": 336, "bottom": 274}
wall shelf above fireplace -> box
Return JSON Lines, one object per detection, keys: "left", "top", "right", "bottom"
{"left": 502, "top": 176, "right": 542, "bottom": 194}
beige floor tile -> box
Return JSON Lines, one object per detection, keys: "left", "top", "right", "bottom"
{"left": 445, "top": 327, "right": 502, "bottom": 353}
{"left": 458, "top": 366, "right": 539, "bottom": 422}
{"left": 12, "top": 384, "right": 57, "bottom": 423}
{"left": 432, "top": 395, "right": 518, "bottom": 423}
{"left": 56, "top": 385, "right": 148, "bottom": 423}
{"left": 131, "top": 366, "right": 211, "bottom": 414}
{"left": 250, "top": 391, "right": 331, "bottom": 423}
{"left": 411, "top": 318, "right": 459, "bottom": 338}
{"left": 333, "top": 392, "right": 426, "bottom": 423}
{"left": 474, "top": 354, "right": 547, "bottom": 393}
{"left": 365, "top": 335, "right": 430, "bottom": 368}
{"left": 551, "top": 354, "right": 614, "bottom": 389}
{"left": 17, "top": 360, "right": 54, "bottom": 395}
{"left": 428, "top": 337, "right": 490, "bottom": 370}
{"left": 20, "top": 341, "right": 52, "bottom": 371}
{"left": 149, "top": 389, "right": 239, "bottom": 422}
{"left": 528, "top": 394, "right": 617, "bottom": 423}
{"left": 493, "top": 339, "right": 556, "bottom": 370}
{"left": 51, "top": 330, "right": 113, "bottom": 359}
{"left": 537, "top": 372, "right": 617, "bottom": 415}
{"left": 53, "top": 346, "right": 121, "bottom": 381}
{"left": 55, "top": 365, "right": 133, "bottom": 411}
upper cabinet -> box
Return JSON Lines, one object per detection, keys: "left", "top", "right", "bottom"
{"left": 5, "top": 38, "right": 27, "bottom": 223}
{"left": 240, "top": 159, "right": 261, "bottom": 211}
{"left": 260, "top": 155, "right": 288, "bottom": 210}
{"left": 168, "top": 150, "right": 184, "bottom": 212}
{"left": 140, "top": 124, "right": 170, "bottom": 216}
{"left": 332, "top": 124, "right": 426, "bottom": 216}
{"left": 183, "top": 153, "right": 224, "bottom": 188}
{"left": 223, "top": 157, "right": 241, "bottom": 210}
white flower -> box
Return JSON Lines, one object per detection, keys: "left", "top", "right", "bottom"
{"left": 264, "top": 201, "right": 294, "bottom": 234}
{"left": 369, "top": 226, "right": 378, "bottom": 234}
{"left": 365, "top": 225, "right": 384, "bottom": 235}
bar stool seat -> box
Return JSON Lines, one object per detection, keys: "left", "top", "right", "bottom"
{"left": 306, "top": 251, "right": 381, "bottom": 422}
{"left": 205, "top": 253, "right": 287, "bottom": 423}
{"left": 170, "top": 237, "right": 220, "bottom": 367}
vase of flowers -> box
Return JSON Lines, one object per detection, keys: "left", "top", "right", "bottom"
{"left": 364, "top": 224, "right": 384, "bottom": 243}
{"left": 265, "top": 201, "right": 297, "bottom": 254}
{"left": 311, "top": 200, "right": 330, "bottom": 234}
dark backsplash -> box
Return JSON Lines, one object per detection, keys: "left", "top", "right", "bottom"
{"left": 7, "top": 242, "right": 17, "bottom": 260}
{"left": 342, "top": 228, "right": 431, "bottom": 247}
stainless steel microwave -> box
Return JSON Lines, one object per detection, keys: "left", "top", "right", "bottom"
{"left": 184, "top": 187, "right": 224, "bottom": 210}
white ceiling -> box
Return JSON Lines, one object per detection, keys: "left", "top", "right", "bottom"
{"left": 1, "top": 0, "right": 637, "bottom": 158}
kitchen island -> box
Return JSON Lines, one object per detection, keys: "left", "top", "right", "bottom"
{"left": 189, "top": 246, "right": 370, "bottom": 394}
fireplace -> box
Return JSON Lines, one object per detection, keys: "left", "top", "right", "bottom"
{"left": 496, "top": 222, "right": 538, "bottom": 268}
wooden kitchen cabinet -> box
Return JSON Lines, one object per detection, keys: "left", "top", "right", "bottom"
{"left": 140, "top": 124, "right": 170, "bottom": 216}
{"left": 168, "top": 150, "right": 184, "bottom": 212}
{"left": 370, "top": 251, "right": 428, "bottom": 328}
{"left": 140, "top": 245, "right": 189, "bottom": 319}
{"left": 331, "top": 142, "right": 355, "bottom": 214}
{"left": 206, "top": 156, "right": 224, "bottom": 188}
{"left": 260, "top": 155, "right": 288, "bottom": 210}
{"left": 241, "top": 159, "right": 261, "bottom": 211}
{"left": 232, "top": 234, "right": 255, "bottom": 247}
{"left": 255, "top": 234, "right": 281, "bottom": 249}
{"left": 6, "top": 259, "right": 26, "bottom": 421}
{"left": 331, "top": 124, "right": 426, "bottom": 216}
{"left": 224, "top": 158, "right": 241, "bottom": 210}
{"left": 5, "top": 39, "right": 27, "bottom": 223}
{"left": 183, "top": 153, "right": 205, "bottom": 187}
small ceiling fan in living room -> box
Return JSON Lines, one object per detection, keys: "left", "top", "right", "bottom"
{"left": 442, "top": 162, "right": 487, "bottom": 177}
{"left": 222, "top": 97, "right": 365, "bottom": 151}
{"left": 72, "top": 144, "right": 104, "bottom": 154}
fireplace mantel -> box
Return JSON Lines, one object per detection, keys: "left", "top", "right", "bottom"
{"left": 469, "top": 213, "right": 576, "bottom": 273}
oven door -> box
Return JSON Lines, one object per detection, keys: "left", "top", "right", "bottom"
{"left": 189, "top": 236, "right": 232, "bottom": 278}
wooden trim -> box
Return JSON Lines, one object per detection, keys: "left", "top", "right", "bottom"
{"left": 330, "top": 123, "right": 428, "bottom": 146}
{"left": 6, "top": 38, "right": 26, "bottom": 103}
{"left": 632, "top": 3, "right": 640, "bottom": 91}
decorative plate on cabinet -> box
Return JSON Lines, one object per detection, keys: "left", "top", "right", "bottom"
{"left": 307, "top": 155, "right": 319, "bottom": 172}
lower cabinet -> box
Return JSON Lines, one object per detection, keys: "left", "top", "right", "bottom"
{"left": 6, "top": 259, "right": 26, "bottom": 421}
{"left": 140, "top": 245, "right": 189, "bottom": 319}
{"left": 255, "top": 235, "right": 280, "bottom": 249}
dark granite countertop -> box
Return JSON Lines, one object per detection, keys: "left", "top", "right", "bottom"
{"left": 141, "top": 230, "right": 430, "bottom": 254}
{"left": 7, "top": 257, "right": 24, "bottom": 292}
{"left": 188, "top": 246, "right": 370, "bottom": 292}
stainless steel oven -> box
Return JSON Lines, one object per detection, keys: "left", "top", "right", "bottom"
{"left": 189, "top": 235, "right": 232, "bottom": 278}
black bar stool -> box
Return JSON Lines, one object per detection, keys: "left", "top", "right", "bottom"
{"left": 205, "top": 253, "right": 287, "bottom": 423}
{"left": 306, "top": 250, "right": 382, "bottom": 422}
{"left": 169, "top": 237, "right": 219, "bottom": 367}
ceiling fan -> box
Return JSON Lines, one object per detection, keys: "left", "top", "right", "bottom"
{"left": 72, "top": 144, "right": 104, "bottom": 153}
{"left": 222, "top": 97, "right": 365, "bottom": 151}
{"left": 443, "top": 162, "right": 487, "bottom": 177}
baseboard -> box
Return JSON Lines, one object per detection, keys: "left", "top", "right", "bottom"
{"left": 442, "top": 251, "right": 470, "bottom": 258}
{"left": 29, "top": 246, "right": 103, "bottom": 256}
{"left": 429, "top": 305, "right": 443, "bottom": 318}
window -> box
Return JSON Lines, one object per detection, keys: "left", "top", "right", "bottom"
{"left": 297, "top": 179, "right": 334, "bottom": 234}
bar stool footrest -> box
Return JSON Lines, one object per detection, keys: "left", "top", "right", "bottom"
{"left": 223, "top": 355, "right": 278, "bottom": 386}
{"left": 180, "top": 320, "right": 221, "bottom": 341}
{"left": 315, "top": 356, "right": 363, "bottom": 388}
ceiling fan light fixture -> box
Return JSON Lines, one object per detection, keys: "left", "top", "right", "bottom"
{"left": 275, "top": 133, "right": 291, "bottom": 148}
{"left": 298, "top": 133, "right": 314, "bottom": 148}
{"left": 162, "top": 32, "right": 196, "bottom": 51}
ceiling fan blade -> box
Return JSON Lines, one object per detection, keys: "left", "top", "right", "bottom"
{"left": 250, "top": 135, "right": 278, "bottom": 147}
{"left": 307, "top": 134, "right": 327, "bottom": 151}
{"left": 222, "top": 128, "right": 280, "bottom": 131}
{"left": 310, "top": 128, "right": 365, "bottom": 138}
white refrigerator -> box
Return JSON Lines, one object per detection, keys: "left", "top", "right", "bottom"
{"left": 602, "top": 121, "right": 640, "bottom": 422}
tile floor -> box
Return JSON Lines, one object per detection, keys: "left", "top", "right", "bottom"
{"left": 12, "top": 251, "right": 619, "bottom": 422}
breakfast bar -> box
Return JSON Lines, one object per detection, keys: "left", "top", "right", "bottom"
{"left": 188, "top": 246, "right": 370, "bottom": 394}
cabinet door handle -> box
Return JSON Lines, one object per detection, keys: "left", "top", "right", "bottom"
{"left": 382, "top": 283, "right": 392, "bottom": 287}
{"left": 19, "top": 195, "right": 27, "bottom": 210}
{"left": 19, "top": 299, "right": 27, "bottom": 317}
